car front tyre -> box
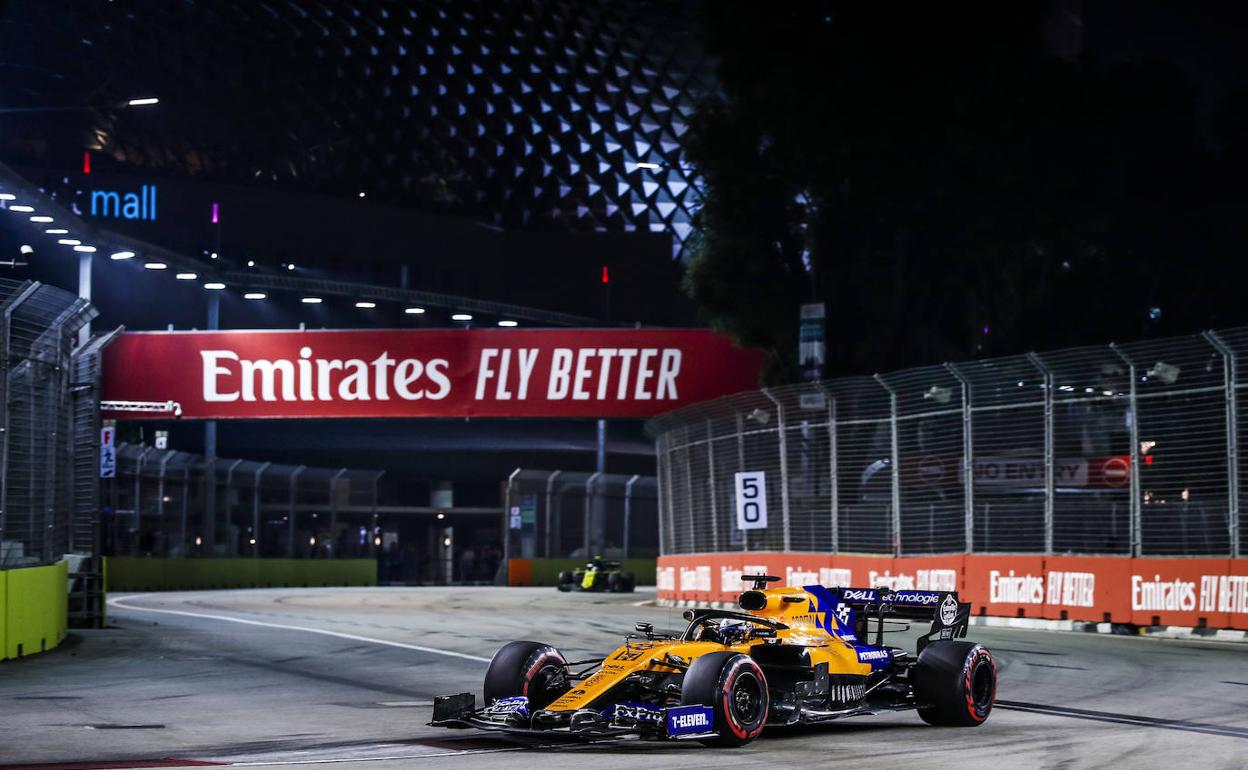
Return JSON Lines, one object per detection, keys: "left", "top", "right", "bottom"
{"left": 483, "top": 641, "right": 570, "bottom": 710}
{"left": 680, "top": 651, "right": 769, "bottom": 747}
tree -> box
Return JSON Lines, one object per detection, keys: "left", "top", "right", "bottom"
{"left": 686, "top": 1, "right": 1225, "bottom": 381}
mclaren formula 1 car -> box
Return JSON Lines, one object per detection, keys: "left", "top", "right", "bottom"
{"left": 556, "top": 557, "right": 635, "bottom": 593}
{"left": 432, "top": 575, "right": 997, "bottom": 746}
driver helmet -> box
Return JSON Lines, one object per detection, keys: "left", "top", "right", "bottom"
{"left": 700, "top": 618, "right": 749, "bottom": 645}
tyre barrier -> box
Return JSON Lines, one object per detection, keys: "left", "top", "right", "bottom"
{"left": 657, "top": 553, "right": 1248, "bottom": 631}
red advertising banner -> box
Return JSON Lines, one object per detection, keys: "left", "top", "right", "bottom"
{"left": 1125, "top": 558, "right": 1236, "bottom": 629}
{"left": 100, "top": 328, "right": 765, "bottom": 420}
{"left": 1043, "top": 555, "right": 1131, "bottom": 623}
{"left": 657, "top": 553, "right": 1248, "bottom": 630}
{"left": 963, "top": 555, "right": 1048, "bottom": 619}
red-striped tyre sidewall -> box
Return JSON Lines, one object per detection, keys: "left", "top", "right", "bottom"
{"left": 913, "top": 640, "right": 997, "bottom": 727}
{"left": 522, "top": 649, "right": 568, "bottom": 704}
{"left": 962, "top": 647, "right": 996, "bottom": 723}
{"left": 716, "top": 656, "right": 769, "bottom": 742}
{"left": 483, "top": 641, "right": 568, "bottom": 709}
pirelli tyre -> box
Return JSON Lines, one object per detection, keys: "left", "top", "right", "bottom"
{"left": 607, "top": 571, "right": 636, "bottom": 593}
{"left": 556, "top": 571, "right": 575, "bottom": 591}
{"left": 483, "top": 642, "right": 570, "bottom": 709}
{"left": 912, "top": 641, "right": 996, "bottom": 727}
{"left": 680, "top": 652, "right": 769, "bottom": 747}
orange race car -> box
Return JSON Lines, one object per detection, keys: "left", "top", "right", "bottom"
{"left": 431, "top": 575, "right": 997, "bottom": 746}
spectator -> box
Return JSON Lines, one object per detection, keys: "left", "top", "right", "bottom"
{"left": 482, "top": 544, "right": 501, "bottom": 582}
{"left": 139, "top": 528, "right": 156, "bottom": 557}
{"left": 459, "top": 546, "right": 477, "bottom": 583}
{"left": 385, "top": 541, "right": 402, "bottom": 584}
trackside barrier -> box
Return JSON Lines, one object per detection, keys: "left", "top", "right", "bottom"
{"left": 1, "top": 561, "right": 69, "bottom": 660}
{"left": 656, "top": 554, "right": 1248, "bottom": 630}
{"left": 105, "top": 557, "right": 377, "bottom": 591}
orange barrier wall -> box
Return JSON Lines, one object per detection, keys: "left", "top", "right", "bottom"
{"left": 657, "top": 553, "right": 1248, "bottom": 630}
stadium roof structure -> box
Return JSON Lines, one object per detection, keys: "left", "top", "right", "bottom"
{"left": 0, "top": 159, "right": 599, "bottom": 327}
{"left": 0, "top": 1, "right": 712, "bottom": 259}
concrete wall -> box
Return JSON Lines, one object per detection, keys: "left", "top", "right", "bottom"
{"left": 657, "top": 553, "right": 1248, "bottom": 630}
{"left": 105, "top": 558, "right": 377, "bottom": 592}
{"left": 1, "top": 561, "right": 69, "bottom": 661}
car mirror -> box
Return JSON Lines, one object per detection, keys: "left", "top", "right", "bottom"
{"left": 635, "top": 622, "right": 654, "bottom": 636}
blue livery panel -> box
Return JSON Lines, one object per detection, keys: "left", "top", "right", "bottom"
{"left": 666, "top": 704, "right": 714, "bottom": 736}
{"left": 803, "top": 584, "right": 859, "bottom": 640}
{"left": 854, "top": 646, "right": 893, "bottom": 671}
{"left": 838, "top": 588, "right": 944, "bottom": 607}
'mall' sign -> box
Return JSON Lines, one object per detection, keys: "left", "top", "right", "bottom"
{"left": 89, "top": 185, "right": 158, "bottom": 221}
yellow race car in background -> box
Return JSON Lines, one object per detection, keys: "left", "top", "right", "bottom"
{"left": 556, "top": 557, "right": 636, "bottom": 593}
{"left": 432, "top": 575, "right": 997, "bottom": 746}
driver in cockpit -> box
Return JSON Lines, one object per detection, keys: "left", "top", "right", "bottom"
{"left": 695, "top": 618, "right": 751, "bottom": 646}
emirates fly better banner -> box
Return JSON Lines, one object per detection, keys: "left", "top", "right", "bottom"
{"left": 100, "top": 328, "right": 765, "bottom": 419}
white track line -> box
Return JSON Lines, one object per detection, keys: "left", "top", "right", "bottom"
{"left": 225, "top": 738, "right": 614, "bottom": 767}
{"left": 226, "top": 747, "right": 528, "bottom": 766}
{"left": 107, "top": 596, "right": 491, "bottom": 663}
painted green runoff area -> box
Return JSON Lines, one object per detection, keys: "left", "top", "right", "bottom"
{"left": 105, "top": 558, "right": 377, "bottom": 592}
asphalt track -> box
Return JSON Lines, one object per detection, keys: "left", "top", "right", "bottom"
{"left": 2, "top": 587, "right": 1246, "bottom": 770}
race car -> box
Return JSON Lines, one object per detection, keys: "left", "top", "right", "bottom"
{"left": 432, "top": 575, "right": 997, "bottom": 746}
{"left": 555, "top": 557, "right": 635, "bottom": 593}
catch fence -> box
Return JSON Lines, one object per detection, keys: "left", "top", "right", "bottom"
{"left": 648, "top": 328, "right": 1248, "bottom": 559}
{"left": 106, "top": 443, "right": 384, "bottom": 559}
{"left": 0, "top": 279, "right": 100, "bottom": 568}
{"left": 503, "top": 469, "right": 659, "bottom": 560}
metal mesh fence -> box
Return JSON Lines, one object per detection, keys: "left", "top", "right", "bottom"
{"left": 0, "top": 279, "right": 97, "bottom": 568}
{"left": 649, "top": 328, "right": 1248, "bottom": 559}
{"left": 104, "top": 444, "right": 382, "bottom": 559}
{"left": 503, "top": 469, "right": 658, "bottom": 560}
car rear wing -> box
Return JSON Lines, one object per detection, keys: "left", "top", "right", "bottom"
{"left": 831, "top": 586, "right": 971, "bottom": 653}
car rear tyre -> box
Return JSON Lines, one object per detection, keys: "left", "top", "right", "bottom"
{"left": 607, "top": 571, "right": 636, "bottom": 593}
{"left": 618, "top": 571, "right": 636, "bottom": 592}
{"left": 681, "top": 652, "right": 769, "bottom": 747}
{"left": 483, "top": 641, "right": 570, "bottom": 709}
{"left": 913, "top": 641, "right": 996, "bottom": 727}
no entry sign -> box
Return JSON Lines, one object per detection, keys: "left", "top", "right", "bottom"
{"left": 101, "top": 328, "right": 765, "bottom": 420}
{"left": 1101, "top": 457, "right": 1130, "bottom": 487}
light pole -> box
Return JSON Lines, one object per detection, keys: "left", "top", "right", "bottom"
{"left": 77, "top": 247, "right": 92, "bottom": 344}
